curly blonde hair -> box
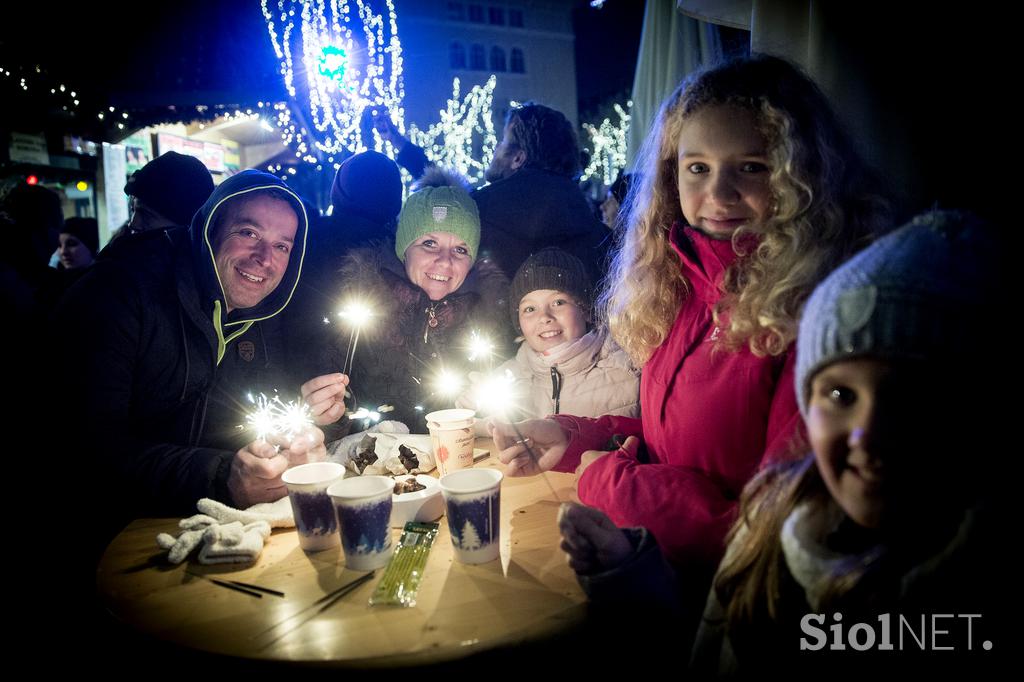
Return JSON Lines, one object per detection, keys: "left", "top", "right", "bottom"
{"left": 601, "top": 56, "right": 889, "bottom": 365}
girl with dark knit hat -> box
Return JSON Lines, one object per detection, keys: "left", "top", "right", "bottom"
{"left": 460, "top": 248, "right": 638, "bottom": 423}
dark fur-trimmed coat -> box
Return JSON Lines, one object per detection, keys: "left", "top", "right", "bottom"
{"left": 325, "top": 242, "right": 511, "bottom": 431}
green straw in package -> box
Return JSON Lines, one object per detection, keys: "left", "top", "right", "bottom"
{"left": 369, "top": 521, "right": 439, "bottom": 607}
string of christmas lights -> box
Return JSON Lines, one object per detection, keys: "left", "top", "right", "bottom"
{"left": 1, "top": 62, "right": 133, "bottom": 132}
{"left": 580, "top": 101, "right": 631, "bottom": 186}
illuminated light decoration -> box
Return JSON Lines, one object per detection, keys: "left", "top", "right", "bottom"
{"left": 580, "top": 101, "right": 632, "bottom": 187}
{"left": 407, "top": 76, "right": 499, "bottom": 185}
{"left": 262, "top": 1, "right": 498, "bottom": 178}
{"left": 76, "top": 181, "right": 89, "bottom": 191}
{"left": 261, "top": 0, "right": 406, "bottom": 157}
{"left": 26, "top": 175, "right": 39, "bottom": 185}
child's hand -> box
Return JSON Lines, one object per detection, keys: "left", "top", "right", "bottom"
{"left": 557, "top": 502, "right": 633, "bottom": 574}
{"left": 489, "top": 418, "right": 569, "bottom": 476}
{"left": 575, "top": 436, "right": 642, "bottom": 479}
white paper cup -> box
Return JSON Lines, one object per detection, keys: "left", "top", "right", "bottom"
{"left": 438, "top": 467, "right": 503, "bottom": 564}
{"left": 327, "top": 475, "right": 394, "bottom": 571}
{"left": 426, "top": 408, "right": 476, "bottom": 475}
{"left": 282, "top": 462, "right": 346, "bottom": 551}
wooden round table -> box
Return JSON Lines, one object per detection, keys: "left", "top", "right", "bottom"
{"left": 96, "top": 451, "right": 586, "bottom": 667}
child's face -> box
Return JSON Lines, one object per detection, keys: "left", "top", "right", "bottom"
{"left": 807, "top": 357, "right": 939, "bottom": 530}
{"left": 518, "top": 289, "right": 588, "bottom": 352}
{"left": 676, "top": 104, "right": 773, "bottom": 239}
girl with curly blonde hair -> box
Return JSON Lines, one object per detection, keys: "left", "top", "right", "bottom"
{"left": 493, "top": 55, "right": 889, "bottom": 629}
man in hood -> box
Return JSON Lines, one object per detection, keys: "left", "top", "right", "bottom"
{"left": 56, "top": 170, "right": 320, "bottom": 548}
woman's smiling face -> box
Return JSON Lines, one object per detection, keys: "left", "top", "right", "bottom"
{"left": 403, "top": 232, "right": 472, "bottom": 300}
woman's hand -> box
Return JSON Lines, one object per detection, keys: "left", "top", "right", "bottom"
{"left": 300, "top": 373, "right": 349, "bottom": 426}
{"left": 489, "top": 418, "right": 570, "bottom": 476}
{"left": 557, "top": 502, "right": 633, "bottom": 574}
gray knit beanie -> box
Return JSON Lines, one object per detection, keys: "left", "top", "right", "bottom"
{"left": 510, "top": 247, "right": 592, "bottom": 330}
{"left": 796, "top": 210, "right": 996, "bottom": 417}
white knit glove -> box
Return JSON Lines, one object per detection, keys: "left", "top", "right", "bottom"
{"left": 327, "top": 420, "right": 409, "bottom": 465}
{"left": 195, "top": 496, "right": 294, "bottom": 528}
{"left": 197, "top": 521, "right": 272, "bottom": 565}
{"left": 157, "top": 498, "right": 294, "bottom": 564}
{"left": 156, "top": 527, "right": 207, "bottom": 564}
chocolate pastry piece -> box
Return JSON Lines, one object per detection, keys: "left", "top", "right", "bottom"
{"left": 398, "top": 444, "right": 420, "bottom": 472}
{"left": 352, "top": 435, "right": 379, "bottom": 474}
{"left": 393, "top": 479, "right": 427, "bottom": 495}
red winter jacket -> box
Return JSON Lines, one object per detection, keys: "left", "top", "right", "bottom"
{"left": 553, "top": 224, "right": 804, "bottom": 570}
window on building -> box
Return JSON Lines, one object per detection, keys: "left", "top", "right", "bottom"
{"left": 490, "top": 46, "right": 507, "bottom": 72}
{"left": 470, "top": 44, "right": 486, "bottom": 70}
{"left": 489, "top": 7, "right": 505, "bottom": 25}
{"left": 447, "top": 2, "right": 465, "bottom": 21}
{"left": 509, "top": 9, "right": 524, "bottom": 27}
{"left": 468, "top": 4, "right": 484, "bottom": 23}
{"left": 450, "top": 42, "right": 467, "bottom": 69}
{"left": 510, "top": 48, "right": 525, "bottom": 73}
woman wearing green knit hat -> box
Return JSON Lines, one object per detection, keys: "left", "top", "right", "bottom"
{"left": 301, "top": 167, "right": 511, "bottom": 436}
{"left": 394, "top": 169, "right": 482, "bottom": 301}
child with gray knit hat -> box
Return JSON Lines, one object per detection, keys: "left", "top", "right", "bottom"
{"left": 460, "top": 247, "right": 639, "bottom": 422}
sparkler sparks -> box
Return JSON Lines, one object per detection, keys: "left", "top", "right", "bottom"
{"left": 433, "top": 370, "right": 464, "bottom": 398}
{"left": 470, "top": 369, "right": 516, "bottom": 416}
{"left": 244, "top": 392, "right": 314, "bottom": 442}
{"left": 467, "top": 330, "right": 495, "bottom": 363}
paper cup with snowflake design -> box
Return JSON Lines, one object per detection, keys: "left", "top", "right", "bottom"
{"left": 426, "top": 408, "right": 476, "bottom": 476}
{"left": 438, "top": 467, "right": 503, "bottom": 564}
{"left": 327, "top": 475, "right": 394, "bottom": 571}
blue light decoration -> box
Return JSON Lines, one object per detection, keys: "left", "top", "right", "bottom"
{"left": 261, "top": 0, "right": 499, "bottom": 183}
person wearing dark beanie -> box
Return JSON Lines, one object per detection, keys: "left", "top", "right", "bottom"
{"left": 124, "top": 151, "right": 215, "bottom": 232}
{"left": 330, "top": 150, "right": 403, "bottom": 229}
{"left": 460, "top": 247, "right": 638, "bottom": 423}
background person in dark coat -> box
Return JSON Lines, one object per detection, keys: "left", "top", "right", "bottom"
{"left": 472, "top": 102, "right": 610, "bottom": 284}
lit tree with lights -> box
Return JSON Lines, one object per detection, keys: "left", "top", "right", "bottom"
{"left": 261, "top": 0, "right": 406, "bottom": 167}
{"left": 580, "top": 101, "right": 632, "bottom": 187}
{"left": 261, "top": 0, "right": 499, "bottom": 183}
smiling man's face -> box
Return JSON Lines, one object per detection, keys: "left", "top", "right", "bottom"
{"left": 213, "top": 193, "right": 298, "bottom": 313}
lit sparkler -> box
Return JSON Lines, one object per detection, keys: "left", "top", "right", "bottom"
{"left": 433, "top": 369, "right": 465, "bottom": 398}
{"left": 466, "top": 330, "right": 495, "bottom": 365}
{"left": 244, "top": 392, "right": 314, "bottom": 443}
{"left": 337, "top": 301, "right": 374, "bottom": 377}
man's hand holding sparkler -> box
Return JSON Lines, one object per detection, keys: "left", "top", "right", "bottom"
{"left": 301, "top": 373, "right": 350, "bottom": 425}
{"left": 228, "top": 425, "right": 327, "bottom": 507}
{"left": 490, "top": 418, "right": 570, "bottom": 476}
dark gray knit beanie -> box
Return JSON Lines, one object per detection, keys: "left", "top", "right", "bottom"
{"left": 795, "top": 209, "right": 996, "bottom": 417}
{"left": 510, "top": 247, "right": 592, "bottom": 330}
